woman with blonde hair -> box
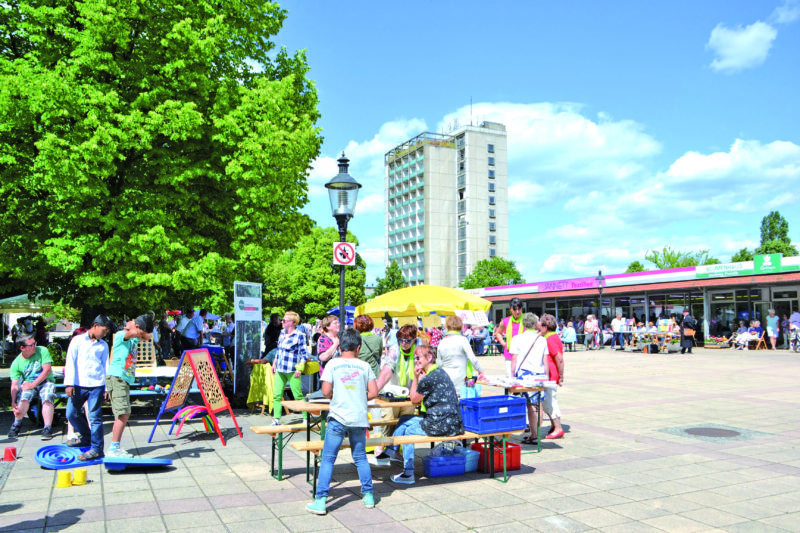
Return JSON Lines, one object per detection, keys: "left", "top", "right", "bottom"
{"left": 271, "top": 311, "right": 308, "bottom": 425}
{"left": 436, "top": 315, "right": 484, "bottom": 389}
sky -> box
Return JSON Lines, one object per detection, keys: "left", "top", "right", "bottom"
{"left": 273, "top": 0, "right": 800, "bottom": 285}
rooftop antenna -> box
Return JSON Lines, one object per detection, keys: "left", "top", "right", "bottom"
{"left": 470, "top": 97, "right": 473, "bottom": 126}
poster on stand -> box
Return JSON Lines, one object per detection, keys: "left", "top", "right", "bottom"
{"left": 234, "top": 281, "right": 262, "bottom": 396}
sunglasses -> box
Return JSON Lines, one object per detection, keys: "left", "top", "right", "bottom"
{"left": 398, "top": 338, "right": 414, "bottom": 344}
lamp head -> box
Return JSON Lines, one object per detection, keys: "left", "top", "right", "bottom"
{"left": 325, "top": 153, "right": 362, "bottom": 218}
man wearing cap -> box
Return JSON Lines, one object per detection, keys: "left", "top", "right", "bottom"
{"left": 64, "top": 316, "right": 112, "bottom": 460}
{"left": 105, "top": 314, "right": 154, "bottom": 458}
{"left": 494, "top": 298, "right": 525, "bottom": 377}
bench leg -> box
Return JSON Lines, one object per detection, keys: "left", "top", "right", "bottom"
{"left": 312, "top": 453, "right": 319, "bottom": 496}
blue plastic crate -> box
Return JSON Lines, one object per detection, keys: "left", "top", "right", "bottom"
{"left": 454, "top": 447, "right": 480, "bottom": 472}
{"left": 423, "top": 454, "right": 466, "bottom": 478}
{"left": 459, "top": 395, "right": 527, "bottom": 433}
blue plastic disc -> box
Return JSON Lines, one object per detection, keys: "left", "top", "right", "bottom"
{"left": 104, "top": 457, "right": 173, "bottom": 471}
{"left": 36, "top": 444, "right": 104, "bottom": 470}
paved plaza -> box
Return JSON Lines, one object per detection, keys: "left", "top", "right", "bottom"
{"left": 1, "top": 347, "right": 800, "bottom": 532}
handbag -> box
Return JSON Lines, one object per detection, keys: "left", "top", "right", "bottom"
{"left": 683, "top": 328, "right": 696, "bottom": 337}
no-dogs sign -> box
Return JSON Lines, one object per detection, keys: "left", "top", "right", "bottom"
{"left": 333, "top": 242, "right": 356, "bottom": 266}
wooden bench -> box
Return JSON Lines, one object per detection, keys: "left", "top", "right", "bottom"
{"left": 291, "top": 428, "right": 525, "bottom": 493}
{"left": 250, "top": 417, "right": 399, "bottom": 481}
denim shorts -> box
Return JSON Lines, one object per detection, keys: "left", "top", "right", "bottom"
{"left": 19, "top": 381, "right": 56, "bottom": 404}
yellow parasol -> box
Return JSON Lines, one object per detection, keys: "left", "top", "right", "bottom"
{"left": 355, "top": 285, "right": 492, "bottom": 318}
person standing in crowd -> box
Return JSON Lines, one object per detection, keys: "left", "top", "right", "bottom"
{"left": 271, "top": 312, "right": 307, "bottom": 425}
{"left": 766, "top": 309, "right": 780, "bottom": 350}
{"left": 316, "top": 315, "right": 341, "bottom": 369}
{"left": 64, "top": 316, "right": 112, "bottom": 460}
{"left": 509, "top": 313, "right": 547, "bottom": 444}
{"left": 788, "top": 309, "right": 800, "bottom": 352}
{"left": 494, "top": 297, "right": 525, "bottom": 377}
{"left": 181, "top": 309, "right": 200, "bottom": 350}
{"left": 105, "top": 314, "right": 154, "bottom": 458}
{"left": 540, "top": 314, "right": 565, "bottom": 440}
{"left": 7, "top": 335, "right": 57, "bottom": 439}
{"left": 158, "top": 314, "right": 172, "bottom": 359}
{"left": 680, "top": 310, "right": 697, "bottom": 354}
{"left": 223, "top": 313, "right": 235, "bottom": 359}
{"left": 561, "top": 321, "right": 577, "bottom": 352}
{"left": 781, "top": 314, "right": 790, "bottom": 350}
{"left": 436, "top": 316, "right": 484, "bottom": 390}
{"left": 306, "top": 329, "right": 377, "bottom": 515}
{"left": 611, "top": 312, "right": 625, "bottom": 350}
{"left": 264, "top": 313, "right": 281, "bottom": 354}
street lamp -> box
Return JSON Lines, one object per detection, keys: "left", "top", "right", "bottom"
{"left": 596, "top": 269, "right": 605, "bottom": 349}
{"left": 325, "top": 153, "right": 362, "bottom": 335}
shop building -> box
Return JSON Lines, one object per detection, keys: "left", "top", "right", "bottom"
{"left": 475, "top": 253, "right": 800, "bottom": 338}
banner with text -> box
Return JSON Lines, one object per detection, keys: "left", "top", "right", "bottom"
{"left": 234, "top": 281, "right": 262, "bottom": 396}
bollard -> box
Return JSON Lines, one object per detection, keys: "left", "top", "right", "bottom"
{"left": 3, "top": 446, "right": 17, "bottom": 461}
{"left": 73, "top": 468, "right": 88, "bottom": 486}
{"left": 56, "top": 470, "right": 72, "bottom": 488}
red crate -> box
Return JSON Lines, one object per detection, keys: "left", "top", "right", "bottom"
{"left": 471, "top": 441, "right": 521, "bottom": 473}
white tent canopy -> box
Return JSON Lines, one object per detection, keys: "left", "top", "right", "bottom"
{"left": 0, "top": 294, "right": 55, "bottom": 313}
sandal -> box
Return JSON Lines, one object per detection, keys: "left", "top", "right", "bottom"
{"left": 520, "top": 436, "right": 538, "bottom": 445}
{"left": 77, "top": 449, "right": 103, "bottom": 461}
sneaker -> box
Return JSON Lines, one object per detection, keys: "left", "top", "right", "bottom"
{"left": 362, "top": 492, "right": 375, "bottom": 508}
{"left": 271, "top": 419, "right": 282, "bottom": 426}
{"left": 7, "top": 423, "right": 21, "bottom": 438}
{"left": 306, "top": 497, "right": 327, "bottom": 515}
{"left": 368, "top": 455, "right": 390, "bottom": 466}
{"left": 105, "top": 447, "right": 134, "bottom": 458}
{"left": 389, "top": 452, "right": 404, "bottom": 465}
{"left": 41, "top": 426, "right": 54, "bottom": 440}
{"left": 391, "top": 473, "right": 415, "bottom": 485}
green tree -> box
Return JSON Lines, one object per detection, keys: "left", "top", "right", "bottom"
{"left": 644, "top": 246, "right": 720, "bottom": 269}
{"left": 0, "top": 0, "right": 321, "bottom": 316}
{"left": 264, "top": 226, "right": 366, "bottom": 320}
{"left": 373, "top": 260, "right": 406, "bottom": 297}
{"left": 759, "top": 211, "right": 790, "bottom": 244}
{"left": 625, "top": 261, "right": 646, "bottom": 273}
{"left": 731, "top": 248, "right": 754, "bottom": 262}
{"left": 755, "top": 211, "right": 797, "bottom": 256}
{"left": 460, "top": 257, "right": 525, "bottom": 290}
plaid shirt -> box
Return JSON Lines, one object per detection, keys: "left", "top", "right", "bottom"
{"left": 274, "top": 329, "right": 308, "bottom": 373}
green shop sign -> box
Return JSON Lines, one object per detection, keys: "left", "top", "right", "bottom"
{"left": 696, "top": 254, "right": 799, "bottom": 279}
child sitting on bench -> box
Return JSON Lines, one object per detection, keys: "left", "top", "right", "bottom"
{"left": 306, "top": 329, "right": 378, "bottom": 515}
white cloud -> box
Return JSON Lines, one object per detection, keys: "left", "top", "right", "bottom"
{"left": 508, "top": 182, "right": 546, "bottom": 210}
{"left": 771, "top": 0, "right": 800, "bottom": 24}
{"left": 355, "top": 193, "right": 384, "bottom": 215}
{"left": 707, "top": 21, "right": 777, "bottom": 73}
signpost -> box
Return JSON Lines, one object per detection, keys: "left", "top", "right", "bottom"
{"left": 333, "top": 241, "right": 356, "bottom": 266}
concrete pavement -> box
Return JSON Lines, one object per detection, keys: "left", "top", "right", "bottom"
{"left": 1, "top": 346, "right": 799, "bottom": 532}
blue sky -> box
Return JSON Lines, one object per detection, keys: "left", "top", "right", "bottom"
{"left": 275, "top": 0, "right": 800, "bottom": 284}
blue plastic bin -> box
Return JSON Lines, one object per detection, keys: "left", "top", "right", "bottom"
{"left": 423, "top": 454, "right": 466, "bottom": 478}
{"left": 454, "top": 447, "right": 480, "bottom": 472}
{"left": 459, "top": 395, "right": 527, "bottom": 433}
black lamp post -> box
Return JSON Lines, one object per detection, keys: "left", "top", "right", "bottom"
{"left": 325, "top": 153, "right": 362, "bottom": 334}
{"left": 596, "top": 269, "right": 605, "bottom": 349}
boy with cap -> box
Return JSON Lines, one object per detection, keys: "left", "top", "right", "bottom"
{"left": 105, "top": 314, "right": 154, "bottom": 457}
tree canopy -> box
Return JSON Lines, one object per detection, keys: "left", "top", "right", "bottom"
{"left": 460, "top": 257, "right": 525, "bottom": 289}
{"left": 0, "top": 0, "right": 321, "bottom": 316}
{"left": 263, "top": 226, "right": 366, "bottom": 320}
{"left": 730, "top": 211, "right": 797, "bottom": 261}
{"left": 625, "top": 261, "right": 646, "bottom": 273}
{"left": 644, "top": 246, "right": 720, "bottom": 269}
{"left": 373, "top": 260, "right": 406, "bottom": 297}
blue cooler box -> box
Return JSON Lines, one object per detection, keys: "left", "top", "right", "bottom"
{"left": 454, "top": 447, "right": 481, "bottom": 472}
{"left": 459, "top": 395, "right": 527, "bottom": 433}
{"left": 423, "top": 454, "right": 466, "bottom": 478}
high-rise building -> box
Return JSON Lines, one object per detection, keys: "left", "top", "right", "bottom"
{"left": 384, "top": 121, "right": 509, "bottom": 287}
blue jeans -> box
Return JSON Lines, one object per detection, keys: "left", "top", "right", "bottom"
{"left": 612, "top": 332, "right": 624, "bottom": 348}
{"left": 316, "top": 418, "right": 373, "bottom": 499}
{"left": 387, "top": 415, "right": 426, "bottom": 475}
{"left": 67, "top": 386, "right": 105, "bottom": 454}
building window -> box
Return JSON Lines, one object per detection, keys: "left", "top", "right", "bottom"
{"left": 488, "top": 170, "right": 495, "bottom": 179}
{"left": 459, "top": 149, "right": 465, "bottom": 161}
{"left": 458, "top": 267, "right": 466, "bottom": 280}
{"left": 489, "top": 209, "right": 495, "bottom": 218}
{"left": 458, "top": 189, "right": 465, "bottom": 200}
{"left": 489, "top": 248, "right": 496, "bottom": 257}
{"left": 489, "top": 196, "right": 495, "bottom": 205}
{"left": 458, "top": 226, "right": 466, "bottom": 239}
{"left": 458, "top": 254, "right": 466, "bottom": 267}
{"left": 489, "top": 222, "right": 496, "bottom": 231}
{"left": 488, "top": 183, "right": 495, "bottom": 192}
{"left": 458, "top": 241, "right": 466, "bottom": 252}
{"left": 488, "top": 157, "right": 495, "bottom": 166}
{"left": 489, "top": 235, "right": 496, "bottom": 245}
{"left": 488, "top": 144, "right": 494, "bottom": 153}
{"left": 458, "top": 200, "right": 466, "bottom": 214}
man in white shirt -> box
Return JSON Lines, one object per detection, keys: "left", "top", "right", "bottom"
{"left": 64, "top": 316, "right": 112, "bottom": 458}
{"left": 611, "top": 312, "right": 625, "bottom": 350}
{"left": 181, "top": 309, "right": 202, "bottom": 349}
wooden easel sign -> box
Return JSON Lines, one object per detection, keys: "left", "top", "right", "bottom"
{"left": 148, "top": 349, "right": 242, "bottom": 445}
